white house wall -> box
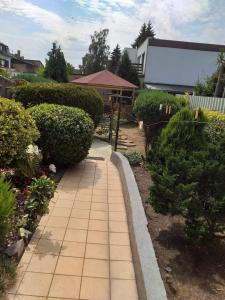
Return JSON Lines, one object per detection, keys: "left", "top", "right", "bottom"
{"left": 145, "top": 46, "right": 219, "bottom": 86}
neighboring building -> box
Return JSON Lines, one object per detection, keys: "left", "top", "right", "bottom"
{"left": 0, "top": 42, "right": 12, "bottom": 69}
{"left": 0, "top": 42, "right": 43, "bottom": 74}
{"left": 126, "top": 38, "right": 225, "bottom": 94}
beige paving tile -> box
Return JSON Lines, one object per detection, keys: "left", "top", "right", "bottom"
{"left": 92, "top": 189, "right": 107, "bottom": 196}
{"left": 92, "top": 195, "right": 108, "bottom": 203}
{"left": 110, "top": 245, "right": 132, "bottom": 261}
{"left": 109, "top": 203, "right": 125, "bottom": 212}
{"left": 71, "top": 208, "right": 90, "bottom": 219}
{"left": 68, "top": 218, "right": 89, "bottom": 230}
{"left": 51, "top": 207, "right": 71, "bottom": 217}
{"left": 109, "top": 211, "right": 127, "bottom": 222}
{"left": 39, "top": 215, "right": 49, "bottom": 226}
{"left": 75, "top": 195, "right": 92, "bottom": 202}
{"left": 108, "top": 190, "right": 123, "bottom": 198}
{"left": 55, "top": 256, "right": 83, "bottom": 276}
{"left": 90, "top": 210, "right": 108, "bottom": 221}
{"left": 17, "top": 272, "right": 52, "bottom": 296}
{"left": 25, "top": 238, "right": 39, "bottom": 253}
{"left": 41, "top": 227, "right": 66, "bottom": 240}
{"left": 110, "top": 261, "right": 135, "bottom": 279}
{"left": 91, "top": 202, "right": 108, "bottom": 211}
{"left": 2, "top": 294, "right": 15, "bottom": 300}
{"left": 55, "top": 199, "right": 74, "bottom": 208}
{"left": 87, "top": 230, "right": 108, "bottom": 244}
{"left": 15, "top": 296, "right": 46, "bottom": 300}
{"left": 35, "top": 239, "right": 62, "bottom": 255}
{"left": 109, "top": 221, "right": 128, "bottom": 233}
{"left": 111, "top": 279, "right": 138, "bottom": 300}
{"left": 85, "top": 243, "right": 109, "bottom": 260}
{"left": 110, "top": 233, "right": 130, "bottom": 246}
{"left": 64, "top": 229, "right": 87, "bottom": 243}
{"left": 33, "top": 226, "right": 44, "bottom": 239}
{"left": 73, "top": 201, "right": 91, "bottom": 210}
{"left": 83, "top": 259, "right": 109, "bottom": 278}
{"left": 76, "top": 190, "right": 92, "bottom": 197}
{"left": 80, "top": 277, "right": 110, "bottom": 300}
{"left": 88, "top": 220, "right": 108, "bottom": 232}
{"left": 20, "top": 251, "right": 32, "bottom": 264}
{"left": 57, "top": 191, "right": 75, "bottom": 201}
{"left": 108, "top": 197, "right": 124, "bottom": 204}
{"left": 27, "top": 254, "right": 58, "bottom": 273}
{"left": 46, "top": 216, "right": 69, "bottom": 228}
{"left": 48, "top": 275, "right": 81, "bottom": 299}
{"left": 61, "top": 241, "right": 85, "bottom": 257}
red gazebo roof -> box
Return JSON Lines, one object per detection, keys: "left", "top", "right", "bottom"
{"left": 71, "top": 70, "right": 137, "bottom": 90}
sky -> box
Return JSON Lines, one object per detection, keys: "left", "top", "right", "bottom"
{"left": 0, "top": 0, "right": 225, "bottom": 68}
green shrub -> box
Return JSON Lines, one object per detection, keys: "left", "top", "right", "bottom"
{"left": 133, "top": 90, "right": 181, "bottom": 149}
{"left": 13, "top": 73, "right": 55, "bottom": 83}
{"left": 125, "top": 151, "right": 143, "bottom": 166}
{"left": 0, "top": 176, "right": 15, "bottom": 244}
{"left": 0, "top": 98, "right": 39, "bottom": 167}
{"left": 13, "top": 83, "right": 104, "bottom": 126}
{"left": 204, "top": 110, "right": 225, "bottom": 144}
{"left": 149, "top": 108, "right": 225, "bottom": 242}
{"left": 0, "top": 255, "right": 16, "bottom": 296}
{"left": 28, "top": 104, "right": 95, "bottom": 165}
{"left": 25, "top": 176, "right": 56, "bottom": 230}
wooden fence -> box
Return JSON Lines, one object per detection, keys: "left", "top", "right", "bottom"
{"left": 188, "top": 95, "right": 225, "bottom": 113}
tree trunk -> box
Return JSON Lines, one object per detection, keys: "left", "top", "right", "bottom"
{"left": 214, "top": 65, "right": 225, "bottom": 97}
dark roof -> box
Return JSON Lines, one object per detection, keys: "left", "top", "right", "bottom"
{"left": 24, "top": 59, "right": 43, "bottom": 67}
{"left": 71, "top": 70, "right": 137, "bottom": 89}
{"left": 148, "top": 38, "right": 225, "bottom": 52}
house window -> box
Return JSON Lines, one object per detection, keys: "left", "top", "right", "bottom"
{"left": 141, "top": 53, "right": 145, "bottom": 66}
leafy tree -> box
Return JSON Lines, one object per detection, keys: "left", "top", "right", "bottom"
{"left": 118, "top": 50, "right": 139, "bottom": 86}
{"left": 214, "top": 51, "right": 225, "bottom": 97}
{"left": 149, "top": 108, "right": 225, "bottom": 242}
{"left": 108, "top": 44, "right": 121, "bottom": 74}
{"left": 81, "top": 29, "right": 110, "bottom": 74}
{"left": 194, "top": 75, "right": 217, "bottom": 96}
{"left": 132, "top": 21, "right": 155, "bottom": 48}
{"left": 44, "top": 42, "right": 68, "bottom": 82}
{"left": 66, "top": 62, "right": 75, "bottom": 75}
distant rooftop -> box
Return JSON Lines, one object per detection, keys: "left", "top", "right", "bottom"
{"left": 148, "top": 38, "right": 225, "bottom": 52}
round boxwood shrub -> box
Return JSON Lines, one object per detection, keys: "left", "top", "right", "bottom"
{"left": 13, "top": 83, "right": 104, "bottom": 126}
{"left": 28, "top": 104, "right": 94, "bottom": 165}
{"left": 0, "top": 98, "right": 39, "bottom": 167}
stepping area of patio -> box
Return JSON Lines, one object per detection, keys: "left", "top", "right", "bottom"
{"left": 6, "top": 159, "right": 139, "bottom": 300}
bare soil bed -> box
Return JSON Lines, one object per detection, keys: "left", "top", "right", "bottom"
{"left": 132, "top": 164, "right": 225, "bottom": 300}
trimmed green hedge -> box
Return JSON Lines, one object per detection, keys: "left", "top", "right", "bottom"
{"left": 28, "top": 104, "right": 94, "bottom": 165}
{"left": 0, "top": 98, "right": 39, "bottom": 167}
{"left": 13, "top": 83, "right": 104, "bottom": 126}
{"left": 133, "top": 90, "right": 181, "bottom": 147}
{"left": 204, "top": 110, "right": 225, "bottom": 144}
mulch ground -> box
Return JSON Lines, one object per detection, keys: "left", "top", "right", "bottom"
{"left": 132, "top": 163, "right": 225, "bottom": 300}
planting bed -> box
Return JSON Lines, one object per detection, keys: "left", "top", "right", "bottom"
{"left": 132, "top": 164, "right": 225, "bottom": 300}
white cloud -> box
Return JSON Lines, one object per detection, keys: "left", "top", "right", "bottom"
{"left": 0, "top": 0, "right": 224, "bottom": 67}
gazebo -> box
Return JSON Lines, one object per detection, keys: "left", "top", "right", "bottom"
{"left": 71, "top": 70, "right": 137, "bottom": 102}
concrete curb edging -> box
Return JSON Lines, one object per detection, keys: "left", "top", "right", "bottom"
{"left": 111, "top": 151, "right": 167, "bottom": 300}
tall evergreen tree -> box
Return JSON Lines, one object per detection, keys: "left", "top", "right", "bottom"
{"left": 44, "top": 42, "right": 68, "bottom": 82}
{"left": 118, "top": 50, "right": 139, "bottom": 86}
{"left": 132, "top": 20, "right": 155, "bottom": 48}
{"left": 81, "top": 29, "right": 110, "bottom": 74}
{"left": 108, "top": 44, "right": 121, "bottom": 74}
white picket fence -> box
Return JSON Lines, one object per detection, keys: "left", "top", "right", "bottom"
{"left": 188, "top": 95, "right": 225, "bottom": 113}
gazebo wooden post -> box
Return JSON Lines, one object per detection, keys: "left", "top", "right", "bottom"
{"left": 108, "top": 96, "right": 113, "bottom": 144}
{"left": 114, "top": 90, "right": 123, "bottom": 151}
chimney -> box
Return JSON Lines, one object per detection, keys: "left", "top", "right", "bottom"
{"left": 17, "top": 50, "right": 21, "bottom": 58}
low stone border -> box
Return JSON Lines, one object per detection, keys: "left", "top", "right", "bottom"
{"left": 111, "top": 152, "right": 167, "bottom": 300}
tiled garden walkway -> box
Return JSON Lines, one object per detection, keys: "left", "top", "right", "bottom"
{"left": 6, "top": 159, "right": 139, "bottom": 300}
